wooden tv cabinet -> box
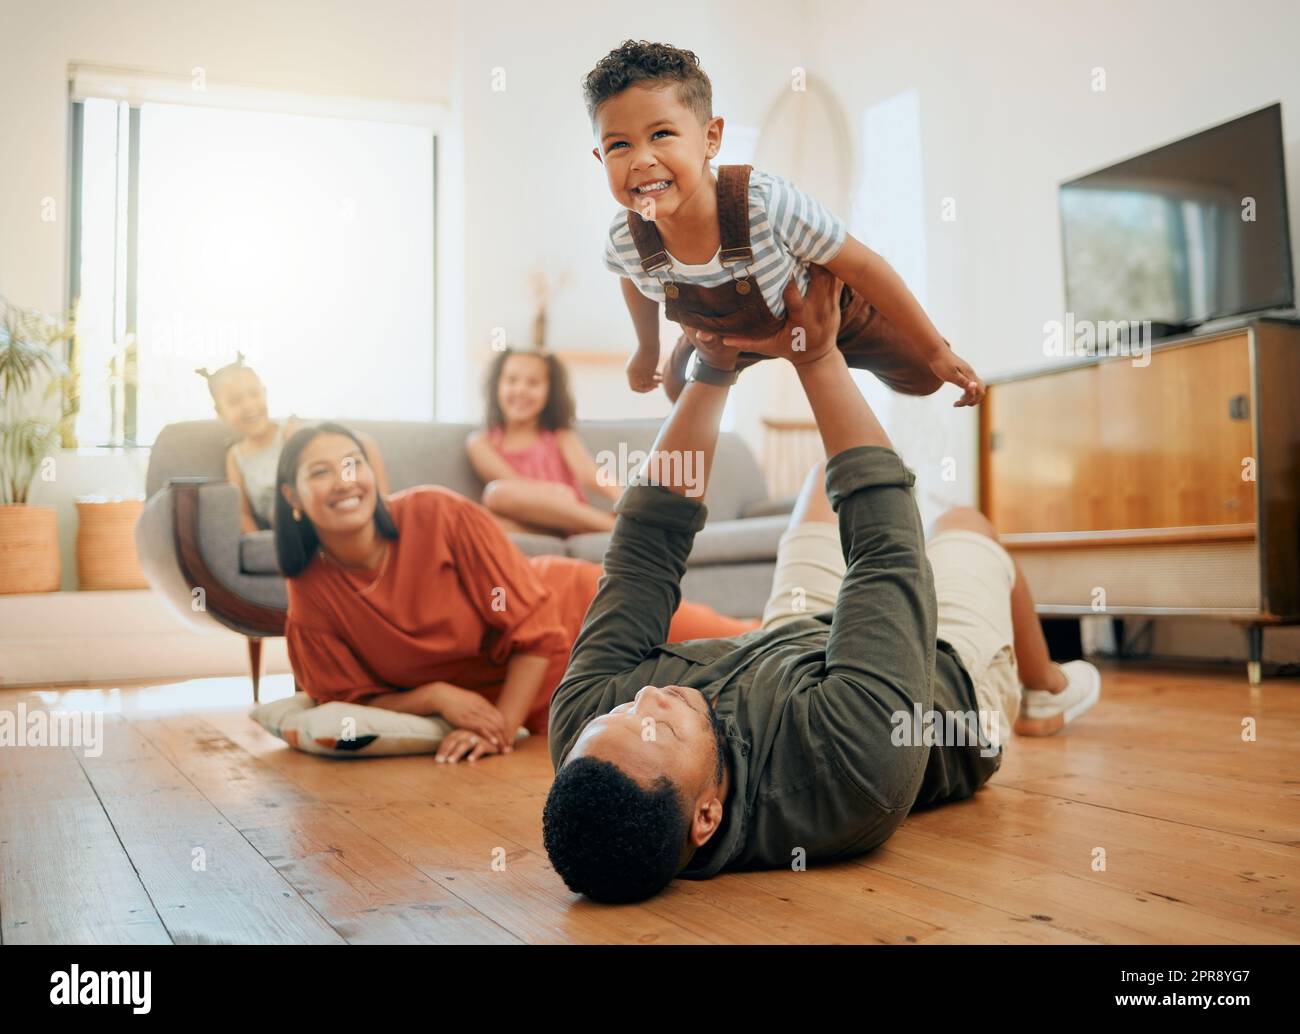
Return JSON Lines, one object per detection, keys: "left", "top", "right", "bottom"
{"left": 979, "top": 317, "right": 1300, "bottom": 683}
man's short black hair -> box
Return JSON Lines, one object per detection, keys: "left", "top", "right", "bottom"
{"left": 543, "top": 757, "right": 689, "bottom": 903}
{"left": 582, "top": 40, "right": 713, "bottom": 127}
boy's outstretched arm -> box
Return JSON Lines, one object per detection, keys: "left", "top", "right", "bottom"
{"left": 620, "top": 276, "right": 663, "bottom": 392}
{"left": 824, "top": 237, "right": 984, "bottom": 406}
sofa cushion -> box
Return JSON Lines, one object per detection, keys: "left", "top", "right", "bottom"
{"left": 564, "top": 514, "right": 790, "bottom": 568}
{"left": 240, "top": 530, "right": 280, "bottom": 574}
{"left": 507, "top": 532, "right": 569, "bottom": 557}
{"left": 570, "top": 421, "right": 767, "bottom": 521}
{"left": 147, "top": 417, "right": 770, "bottom": 521}
{"left": 740, "top": 495, "right": 797, "bottom": 519}
{"left": 240, "top": 526, "right": 568, "bottom": 574}
{"left": 146, "top": 416, "right": 786, "bottom": 629}
{"left": 244, "top": 517, "right": 787, "bottom": 573}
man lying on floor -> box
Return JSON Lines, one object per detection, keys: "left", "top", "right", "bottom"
{"left": 543, "top": 266, "right": 1101, "bottom": 903}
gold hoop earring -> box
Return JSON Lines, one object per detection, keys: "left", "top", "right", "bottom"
{"left": 292, "top": 508, "right": 301, "bottom": 521}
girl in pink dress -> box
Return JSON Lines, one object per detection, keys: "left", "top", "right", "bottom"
{"left": 467, "top": 349, "right": 621, "bottom": 536}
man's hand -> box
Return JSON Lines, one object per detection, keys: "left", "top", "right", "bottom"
{"left": 720, "top": 265, "right": 843, "bottom": 366}
{"left": 685, "top": 324, "right": 741, "bottom": 372}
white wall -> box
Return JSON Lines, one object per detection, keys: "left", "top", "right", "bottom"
{"left": 801, "top": 0, "right": 1300, "bottom": 665}
{"left": 0, "top": 0, "right": 458, "bottom": 596}
{"left": 3, "top": 0, "right": 1297, "bottom": 667}
{"left": 803, "top": 0, "right": 1300, "bottom": 511}
{"left": 0, "top": 0, "right": 456, "bottom": 313}
{"left": 452, "top": 0, "right": 823, "bottom": 426}
{"left": 6, "top": 0, "right": 1296, "bottom": 435}
{"left": 0, "top": 0, "right": 813, "bottom": 426}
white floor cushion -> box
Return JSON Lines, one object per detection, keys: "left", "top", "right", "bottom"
{"left": 249, "top": 693, "right": 457, "bottom": 758}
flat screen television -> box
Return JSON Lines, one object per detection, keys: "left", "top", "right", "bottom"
{"left": 1060, "top": 103, "right": 1294, "bottom": 331}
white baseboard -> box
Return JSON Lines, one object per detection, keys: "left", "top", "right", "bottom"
{"left": 3, "top": 587, "right": 1295, "bottom": 691}
{"left": 0, "top": 588, "right": 289, "bottom": 688}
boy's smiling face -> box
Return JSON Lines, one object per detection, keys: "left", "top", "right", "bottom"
{"left": 592, "top": 83, "right": 723, "bottom": 222}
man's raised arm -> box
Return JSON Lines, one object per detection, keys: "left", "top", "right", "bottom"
{"left": 548, "top": 338, "right": 738, "bottom": 750}
{"left": 797, "top": 274, "right": 938, "bottom": 808}
{"left": 727, "top": 266, "right": 939, "bottom": 806}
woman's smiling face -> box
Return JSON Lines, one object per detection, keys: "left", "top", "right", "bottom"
{"left": 592, "top": 83, "right": 723, "bottom": 221}
{"left": 282, "top": 431, "right": 378, "bottom": 534}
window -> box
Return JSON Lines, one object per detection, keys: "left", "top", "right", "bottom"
{"left": 69, "top": 79, "right": 437, "bottom": 447}
{"left": 852, "top": 88, "right": 928, "bottom": 422}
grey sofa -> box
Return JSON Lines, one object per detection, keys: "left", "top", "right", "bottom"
{"left": 135, "top": 418, "right": 795, "bottom": 699}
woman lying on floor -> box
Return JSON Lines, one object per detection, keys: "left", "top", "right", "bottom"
{"left": 274, "top": 421, "right": 756, "bottom": 763}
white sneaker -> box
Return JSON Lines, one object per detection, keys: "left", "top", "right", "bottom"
{"left": 1015, "top": 659, "right": 1101, "bottom": 736}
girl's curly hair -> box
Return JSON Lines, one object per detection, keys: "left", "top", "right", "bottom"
{"left": 483, "top": 349, "right": 576, "bottom": 432}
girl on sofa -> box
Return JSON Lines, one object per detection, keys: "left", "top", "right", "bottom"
{"left": 277, "top": 422, "right": 757, "bottom": 763}
{"left": 198, "top": 353, "right": 390, "bottom": 533}
{"left": 466, "top": 349, "right": 621, "bottom": 536}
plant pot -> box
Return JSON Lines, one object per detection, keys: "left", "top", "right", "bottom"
{"left": 0, "top": 504, "right": 61, "bottom": 594}
{"left": 76, "top": 496, "right": 148, "bottom": 590}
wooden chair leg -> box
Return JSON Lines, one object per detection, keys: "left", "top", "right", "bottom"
{"left": 247, "top": 636, "right": 263, "bottom": 703}
{"left": 1245, "top": 624, "right": 1263, "bottom": 686}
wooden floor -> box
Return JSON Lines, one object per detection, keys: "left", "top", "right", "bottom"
{"left": 1, "top": 663, "right": 1297, "bottom": 944}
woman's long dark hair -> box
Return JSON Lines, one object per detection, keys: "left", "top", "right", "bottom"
{"left": 274, "top": 421, "right": 399, "bottom": 577}
{"left": 484, "top": 348, "right": 576, "bottom": 431}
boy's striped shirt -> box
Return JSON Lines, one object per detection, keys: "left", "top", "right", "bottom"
{"left": 604, "top": 167, "right": 848, "bottom": 316}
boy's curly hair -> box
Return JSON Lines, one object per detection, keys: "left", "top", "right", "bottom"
{"left": 582, "top": 40, "right": 713, "bottom": 126}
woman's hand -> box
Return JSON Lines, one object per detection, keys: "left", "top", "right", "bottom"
{"left": 720, "top": 265, "right": 843, "bottom": 366}
{"left": 430, "top": 684, "right": 510, "bottom": 753}
{"left": 435, "top": 727, "right": 503, "bottom": 764}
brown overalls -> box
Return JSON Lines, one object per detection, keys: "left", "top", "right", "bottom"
{"left": 626, "top": 164, "right": 946, "bottom": 401}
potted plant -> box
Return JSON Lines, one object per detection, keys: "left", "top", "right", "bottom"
{"left": 0, "top": 296, "right": 77, "bottom": 594}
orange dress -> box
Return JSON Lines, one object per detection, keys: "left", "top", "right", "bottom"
{"left": 285, "top": 485, "right": 758, "bottom": 733}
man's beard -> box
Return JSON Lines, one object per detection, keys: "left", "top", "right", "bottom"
{"left": 704, "top": 694, "right": 729, "bottom": 784}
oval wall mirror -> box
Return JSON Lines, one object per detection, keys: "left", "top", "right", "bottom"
{"left": 753, "top": 73, "right": 854, "bottom": 218}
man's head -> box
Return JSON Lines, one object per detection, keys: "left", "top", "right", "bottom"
{"left": 543, "top": 683, "right": 731, "bottom": 903}
{"left": 583, "top": 41, "right": 723, "bottom": 221}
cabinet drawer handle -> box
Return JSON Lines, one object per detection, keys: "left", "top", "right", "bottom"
{"left": 1228, "top": 395, "right": 1249, "bottom": 420}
